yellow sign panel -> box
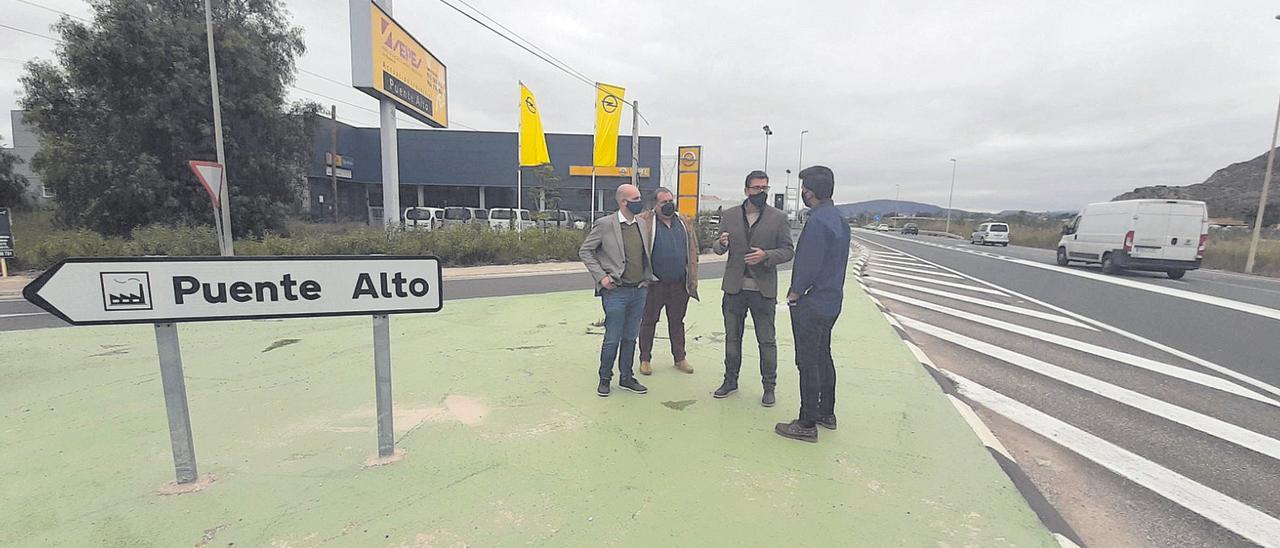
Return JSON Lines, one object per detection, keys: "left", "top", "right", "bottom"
{"left": 351, "top": 1, "right": 448, "bottom": 128}
{"left": 593, "top": 82, "right": 625, "bottom": 167}
{"left": 568, "top": 166, "right": 651, "bottom": 178}
{"left": 676, "top": 146, "right": 702, "bottom": 217}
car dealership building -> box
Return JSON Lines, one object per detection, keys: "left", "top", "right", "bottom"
{"left": 308, "top": 116, "right": 662, "bottom": 222}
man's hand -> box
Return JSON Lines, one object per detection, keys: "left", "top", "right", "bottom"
{"left": 745, "top": 247, "right": 768, "bottom": 265}
{"left": 718, "top": 231, "right": 730, "bottom": 247}
{"left": 786, "top": 291, "right": 801, "bottom": 303}
{"left": 601, "top": 276, "right": 617, "bottom": 290}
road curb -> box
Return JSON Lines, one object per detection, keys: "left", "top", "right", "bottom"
{"left": 850, "top": 252, "right": 1085, "bottom": 548}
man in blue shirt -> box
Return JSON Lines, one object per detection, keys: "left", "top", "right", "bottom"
{"left": 638, "top": 187, "right": 700, "bottom": 375}
{"left": 776, "top": 165, "right": 851, "bottom": 443}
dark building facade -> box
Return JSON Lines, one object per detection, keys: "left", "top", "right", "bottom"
{"left": 307, "top": 116, "right": 662, "bottom": 222}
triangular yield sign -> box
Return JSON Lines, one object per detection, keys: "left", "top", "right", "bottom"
{"left": 188, "top": 160, "right": 224, "bottom": 208}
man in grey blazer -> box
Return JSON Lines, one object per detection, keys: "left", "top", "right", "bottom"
{"left": 580, "top": 184, "right": 654, "bottom": 397}
{"left": 712, "top": 170, "right": 795, "bottom": 406}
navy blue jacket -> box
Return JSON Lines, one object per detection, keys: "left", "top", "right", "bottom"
{"left": 789, "top": 200, "right": 850, "bottom": 318}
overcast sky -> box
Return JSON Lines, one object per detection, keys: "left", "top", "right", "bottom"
{"left": 3, "top": 0, "right": 1280, "bottom": 211}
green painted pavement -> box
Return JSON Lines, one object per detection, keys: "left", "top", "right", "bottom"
{"left": 0, "top": 273, "right": 1054, "bottom": 547}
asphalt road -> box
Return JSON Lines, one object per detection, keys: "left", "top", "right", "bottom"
{"left": 853, "top": 229, "right": 1280, "bottom": 547}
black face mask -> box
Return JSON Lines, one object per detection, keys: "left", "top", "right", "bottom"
{"left": 660, "top": 202, "right": 676, "bottom": 217}
{"left": 747, "top": 192, "right": 768, "bottom": 208}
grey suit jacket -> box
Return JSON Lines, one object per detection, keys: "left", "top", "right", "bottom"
{"left": 713, "top": 203, "right": 795, "bottom": 299}
{"left": 579, "top": 212, "right": 655, "bottom": 295}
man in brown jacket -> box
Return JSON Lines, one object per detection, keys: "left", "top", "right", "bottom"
{"left": 638, "top": 187, "right": 700, "bottom": 376}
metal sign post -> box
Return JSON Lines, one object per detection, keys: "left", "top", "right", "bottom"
{"left": 23, "top": 255, "right": 442, "bottom": 484}
{"left": 154, "top": 322, "right": 198, "bottom": 483}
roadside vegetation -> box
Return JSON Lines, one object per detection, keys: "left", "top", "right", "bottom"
{"left": 8, "top": 211, "right": 586, "bottom": 271}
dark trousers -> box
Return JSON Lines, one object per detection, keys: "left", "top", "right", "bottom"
{"left": 639, "top": 279, "right": 690, "bottom": 363}
{"left": 791, "top": 302, "right": 837, "bottom": 425}
{"left": 722, "top": 290, "right": 778, "bottom": 388}
{"left": 599, "top": 286, "right": 647, "bottom": 382}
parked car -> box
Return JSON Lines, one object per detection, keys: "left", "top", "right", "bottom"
{"left": 488, "top": 208, "right": 536, "bottom": 231}
{"left": 403, "top": 207, "right": 443, "bottom": 231}
{"left": 536, "top": 209, "right": 575, "bottom": 229}
{"left": 971, "top": 222, "right": 1010, "bottom": 246}
{"left": 468, "top": 207, "right": 489, "bottom": 225}
{"left": 901, "top": 223, "right": 919, "bottom": 235}
{"left": 441, "top": 206, "right": 474, "bottom": 228}
{"left": 1057, "top": 199, "right": 1207, "bottom": 279}
{"left": 876, "top": 224, "right": 891, "bottom": 232}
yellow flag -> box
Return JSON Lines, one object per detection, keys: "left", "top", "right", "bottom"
{"left": 593, "top": 82, "right": 625, "bottom": 167}
{"left": 519, "top": 83, "right": 551, "bottom": 166}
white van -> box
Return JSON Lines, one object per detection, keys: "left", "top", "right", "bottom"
{"left": 1056, "top": 199, "right": 1208, "bottom": 279}
{"left": 441, "top": 206, "right": 474, "bottom": 228}
{"left": 971, "top": 222, "right": 1010, "bottom": 246}
{"left": 488, "top": 208, "right": 536, "bottom": 231}
{"left": 403, "top": 207, "right": 443, "bottom": 231}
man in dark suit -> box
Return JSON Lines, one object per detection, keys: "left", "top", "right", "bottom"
{"left": 712, "top": 170, "right": 794, "bottom": 406}
{"left": 776, "top": 165, "right": 851, "bottom": 443}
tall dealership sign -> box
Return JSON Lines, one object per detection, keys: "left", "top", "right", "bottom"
{"left": 350, "top": 0, "right": 449, "bottom": 128}
{"left": 350, "top": 0, "right": 448, "bottom": 226}
{"left": 677, "top": 146, "right": 702, "bottom": 218}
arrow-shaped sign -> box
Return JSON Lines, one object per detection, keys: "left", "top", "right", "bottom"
{"left": 188, "top": 160, "right": 224, "bottom": 208}
{"left": 24, "top": 256, "right": 443, "bottom": 326}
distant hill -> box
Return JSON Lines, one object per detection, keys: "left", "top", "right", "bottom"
{"left": 835, "top": 200, "right": 950, "bottom": 218}
{"left": 1115, "top": 148, "right": 1280, "bottom": 225}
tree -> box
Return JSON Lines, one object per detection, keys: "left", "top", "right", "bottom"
{"left": 0, "top": 136, "right": 30, "bottom": 210}
{"left": 526, "top": 164, "right": 562, "bottom": 222}
{"left": 20, "top": 0, "right": 318, "bottom": 236}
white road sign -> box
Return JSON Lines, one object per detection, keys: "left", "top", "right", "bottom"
{"left": 188, "top": 161, "right": 225, "bottom": 208}
{"left": 24, "top": 256, "right": 443, "bottom": 325}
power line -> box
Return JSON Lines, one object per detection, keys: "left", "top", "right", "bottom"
{"left": 14, "top": 0, "right": 90, "bottom": 22}
{"left": 0, "top": 22, "right": 59, "bottom": 41}
{"left": 436, "top": 0, "right": 651, "bottom": 125}
{"left": 453, "top": 0, "right": 592, "bottom": 84}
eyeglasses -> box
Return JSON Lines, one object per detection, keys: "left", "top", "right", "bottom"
{"left": 748, "top": 186, "right": 771, "bottom": 194}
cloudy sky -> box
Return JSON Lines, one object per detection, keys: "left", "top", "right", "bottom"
{"left": 3, "top": 0, "right": 1280, "bottom": 211}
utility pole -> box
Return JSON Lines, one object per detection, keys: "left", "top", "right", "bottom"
{"left": 631, "top": 100, "right": 640, "bottom": 188}
{"left": 945, "top": 158, "right": 957, "bottom": 235}
{"left": 203, "top": 0, "right": 233, "bottom": 255}
{"left": 330, "top": 105, "right": 339, "bottom": 223}
{"left": 376, "top": 0, "right": 400, "bottom": 228}
{"left": 1247, "top": 94, "right": 1280, "bottom": 273}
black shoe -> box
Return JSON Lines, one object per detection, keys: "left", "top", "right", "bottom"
{"left": 618, "top": 378, "right": 648, "bottom": 394}
{"left": 774, "top": 420, "right": 818, "bottom": 443}
{"left": 597, "top": 380, "right": 610, "bottom": 397}
{"left": 713, "top": 382, "right": 738, "bottom": 398}
{"left": 761, "top": 389, "right": 776, "bottom": 407}
{"left": 816, "top": 415, "right": 837, "bottom": 430}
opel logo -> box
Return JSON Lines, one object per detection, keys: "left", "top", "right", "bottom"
{"left": 525, "top": 96, "right": 537, "bottom": 114}
{"left": 680, "top": 151, "right": 697, "bottom": 166}
{"left": 601, "top": 94, "right": 620, "bottom": 114}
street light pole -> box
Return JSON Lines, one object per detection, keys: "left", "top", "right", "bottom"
{"left": 762, "top": 125, "right": 773, "bottom": 173}
{"left": 797, "top": 129, "right": 808, "bottom": 214}
{"left": 945, "top": 158, "right": 957, "bottom": 235}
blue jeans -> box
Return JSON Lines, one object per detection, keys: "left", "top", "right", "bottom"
{"left": 599, "top": 286, "right": 648, "bottom": 382}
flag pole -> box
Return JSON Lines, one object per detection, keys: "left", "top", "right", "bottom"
{"left": 517, "top": 82, "right": 523, "bottom": 226}
{"left": 591, "top": 82, "right": 598, "bottom": 226}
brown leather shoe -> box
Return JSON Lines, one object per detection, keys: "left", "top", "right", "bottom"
{"left": 673, "top": 360, "right": 694, "bottom": 374}
{"left": 639, "top": 361, "right": 652, "bottom": 376}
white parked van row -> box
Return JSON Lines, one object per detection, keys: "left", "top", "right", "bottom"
{"left": 1057, "top": 199, "right": 1207, "bottom": 280}
{"left": 488, "top": 208, "right": 537, "bottom": 231}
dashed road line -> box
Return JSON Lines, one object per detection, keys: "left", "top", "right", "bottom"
{"left": 865, "top": 269, "right": 1008, "bottom": 296}
{"left": 943, "top": 369, "right": 1280, "bottom": 548}
{"left": 860, "top": 277, "right": 1095, "bottom": 330}
{"left": 901, "top": 316, "right": 1280, "bottom": 461}
{"left": 875, "top": 289, "right": 1280, "bottom": 408}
